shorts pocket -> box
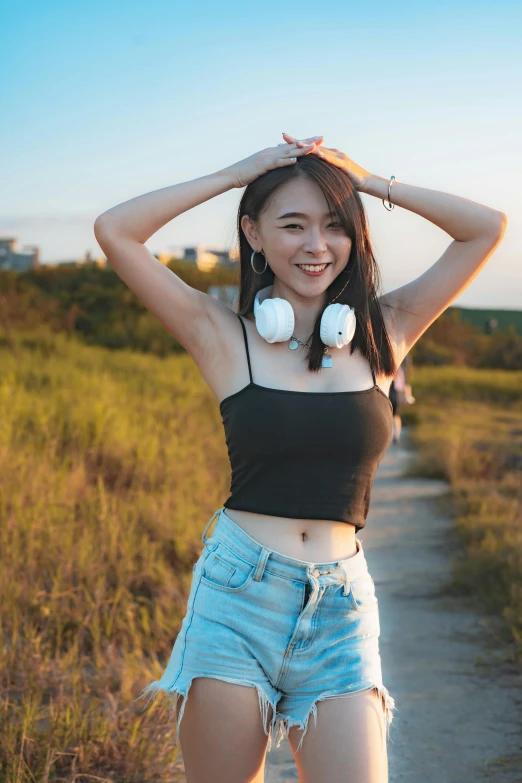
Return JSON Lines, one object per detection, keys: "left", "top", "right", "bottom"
{"left": 200, "top": 542, "right": 256, "bottom": 593}
{"left": 347, "top": 572, "right": 379, "bottom": 613}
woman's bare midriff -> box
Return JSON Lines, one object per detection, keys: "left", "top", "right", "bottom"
{"left": 222, "top": 508, "right": 358, "bottom": 563}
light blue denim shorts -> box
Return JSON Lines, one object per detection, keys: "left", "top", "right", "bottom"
{"left": 135, "top": 506, "right": 396, "bottom": 753}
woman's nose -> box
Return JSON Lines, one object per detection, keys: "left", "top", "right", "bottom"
{"left": 304, "top": 233, "right": 328, "bottom": 250}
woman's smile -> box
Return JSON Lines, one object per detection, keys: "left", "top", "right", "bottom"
{"left": 296, "top": 262, "right": 331, "bottom": 276}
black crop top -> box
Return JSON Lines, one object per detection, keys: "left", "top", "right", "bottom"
{"left": 220, "top": 314, "right": 394, "bottom": 532}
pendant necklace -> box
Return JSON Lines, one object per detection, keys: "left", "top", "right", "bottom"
{"left": 288, "top": 334, "right": 333, "bottom": 368}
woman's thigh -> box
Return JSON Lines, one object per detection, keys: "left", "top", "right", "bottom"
{"left": 287, "top": 688, "right": 388, "bottom": 783}
{"left": 177, "top": 677, "right": 273, "bottom": 783}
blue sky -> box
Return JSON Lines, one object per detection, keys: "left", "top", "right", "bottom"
{"left": 2, "top": 0, "right": 521, "bottom": 307}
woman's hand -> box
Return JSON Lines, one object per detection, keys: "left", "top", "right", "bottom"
{"left": 224, "top": 137, "right": 323, "bottom": 189}
{"left": 281, "top": 132, "right": 372, "bottom": 192}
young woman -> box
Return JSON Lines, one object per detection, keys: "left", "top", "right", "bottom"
{"left": 94, "top": 136, "right": 506, "bottom": 783}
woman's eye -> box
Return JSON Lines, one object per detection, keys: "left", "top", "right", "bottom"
{"left": 283, "top": 223, "right": 342, "bottom": 229}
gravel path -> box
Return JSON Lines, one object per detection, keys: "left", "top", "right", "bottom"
{"left": 265, "top": 427, "right": 522, "bottom": 782}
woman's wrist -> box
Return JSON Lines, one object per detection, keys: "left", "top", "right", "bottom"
{"left": 218, "top": 165, "right": 246, "bottom": 190}
{"left": 359, "top": 174, "right": 389, "bottom": 198}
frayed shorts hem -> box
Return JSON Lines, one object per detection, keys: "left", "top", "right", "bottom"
{"left": 134, "top": 675, "right": 396, "bottom": 755}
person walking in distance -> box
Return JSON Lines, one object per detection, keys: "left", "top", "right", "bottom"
{"left": 389, "top": 353, "right": 414, "bottom": 444}
{"left": 94, "top": 133, "right": 507, "bottom": 783}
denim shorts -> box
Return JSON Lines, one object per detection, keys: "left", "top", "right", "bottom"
{"left": 135, "top": 506, "right": 396, "bottom": 754}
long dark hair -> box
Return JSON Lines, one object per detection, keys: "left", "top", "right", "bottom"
{"left": 236, "top": 155, "right": 399, "bottom": 378}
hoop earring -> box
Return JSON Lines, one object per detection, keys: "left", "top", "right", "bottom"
{"left": 251, "top": 250, "right": 267, "bottom": 275}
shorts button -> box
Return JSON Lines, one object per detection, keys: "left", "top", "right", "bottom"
{"left": 312, "top": 568, "right": 320, "bottom": 577}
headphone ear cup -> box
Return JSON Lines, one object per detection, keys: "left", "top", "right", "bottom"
{"left": 319, "top": 304, "right": 334, "bottom": 346}
{"left": 280, "top": 298, "right": 295, "bottom": 341}
{"left": 320, "top": 303, "right": 356, "bottom": 348}
{"left": 255, "top": 298, "right": 295, "bottom": 343}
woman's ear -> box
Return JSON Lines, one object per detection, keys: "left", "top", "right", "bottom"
{"left": 241, "top": 214, "right": 260, "bottom": 249}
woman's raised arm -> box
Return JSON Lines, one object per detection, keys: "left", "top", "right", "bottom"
{"left": 93, "top": 140, "right": 316, "bottom": 357}
{"left": 93, "top": 170, "right": 237, "bottom": 356}
{"left": 94, "top": 169, "right": 236, "bottom": 245}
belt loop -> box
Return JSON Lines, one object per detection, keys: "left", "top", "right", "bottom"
{"left": 339, "top": 561, "right": 351, "bottom": 596}
{"left": 253, "top": 547, "right": 270, "bottom": 582}
{"left": 202, "top": 507, "right": 223, "bottom": 543}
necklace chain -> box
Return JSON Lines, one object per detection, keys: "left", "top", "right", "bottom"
{"left": 288, "top": 333, "right": 330, "bottom": 360}
{"left": 288, "top": 332, "right": 313, "bottom": 349}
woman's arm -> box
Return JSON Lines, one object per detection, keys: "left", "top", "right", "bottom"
{"left": 360, "top": 175, "right": 505, "bottom": 241}
{"left": 93, "top": 169, "right": 238, "bottom": 356}
{"left": 93, "top": 139, "right": 308, "bottom": 391}
{"left": 362, "top": 175, "right": 507, "bottom": 361}
{"left": 94, "top": 168, "right": 236, "bottom": 243}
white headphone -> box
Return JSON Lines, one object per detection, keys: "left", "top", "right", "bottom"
{"left": 253, "top": 285, "right": 356, "bottom": 348}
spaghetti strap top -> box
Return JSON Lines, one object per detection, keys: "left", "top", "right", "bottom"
{"left": 219, "top": 313, "right": 393, "bottom": 532}
{"left": 237, "top": 315, "right": 254, "bottom": 383}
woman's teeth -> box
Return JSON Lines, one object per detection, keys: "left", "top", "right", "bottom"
{"left": 297, "top": 263, "right": 328, "bottom": 272}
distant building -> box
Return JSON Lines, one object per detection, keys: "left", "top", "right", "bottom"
{"left": 75, "top": 250, "right": 107, "bottom": 268}
{"left": 0, "top": 238, "right": 40, "bottom": 272}
{"left": 180, "top": 244, "right": 239, "bottom": 272}
{"left": 52, "top": 250, "right": 107, "bottom": 268}
{"left": 0, "top": 238, "right": 239, "bottom": 273}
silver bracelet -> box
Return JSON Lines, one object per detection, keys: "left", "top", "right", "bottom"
{"left": 382, "top": 175, "right": 396, "bottom": 211}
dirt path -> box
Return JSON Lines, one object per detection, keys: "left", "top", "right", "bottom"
{"left": 265, "top": 426, "right": 522, "bottom": 782}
